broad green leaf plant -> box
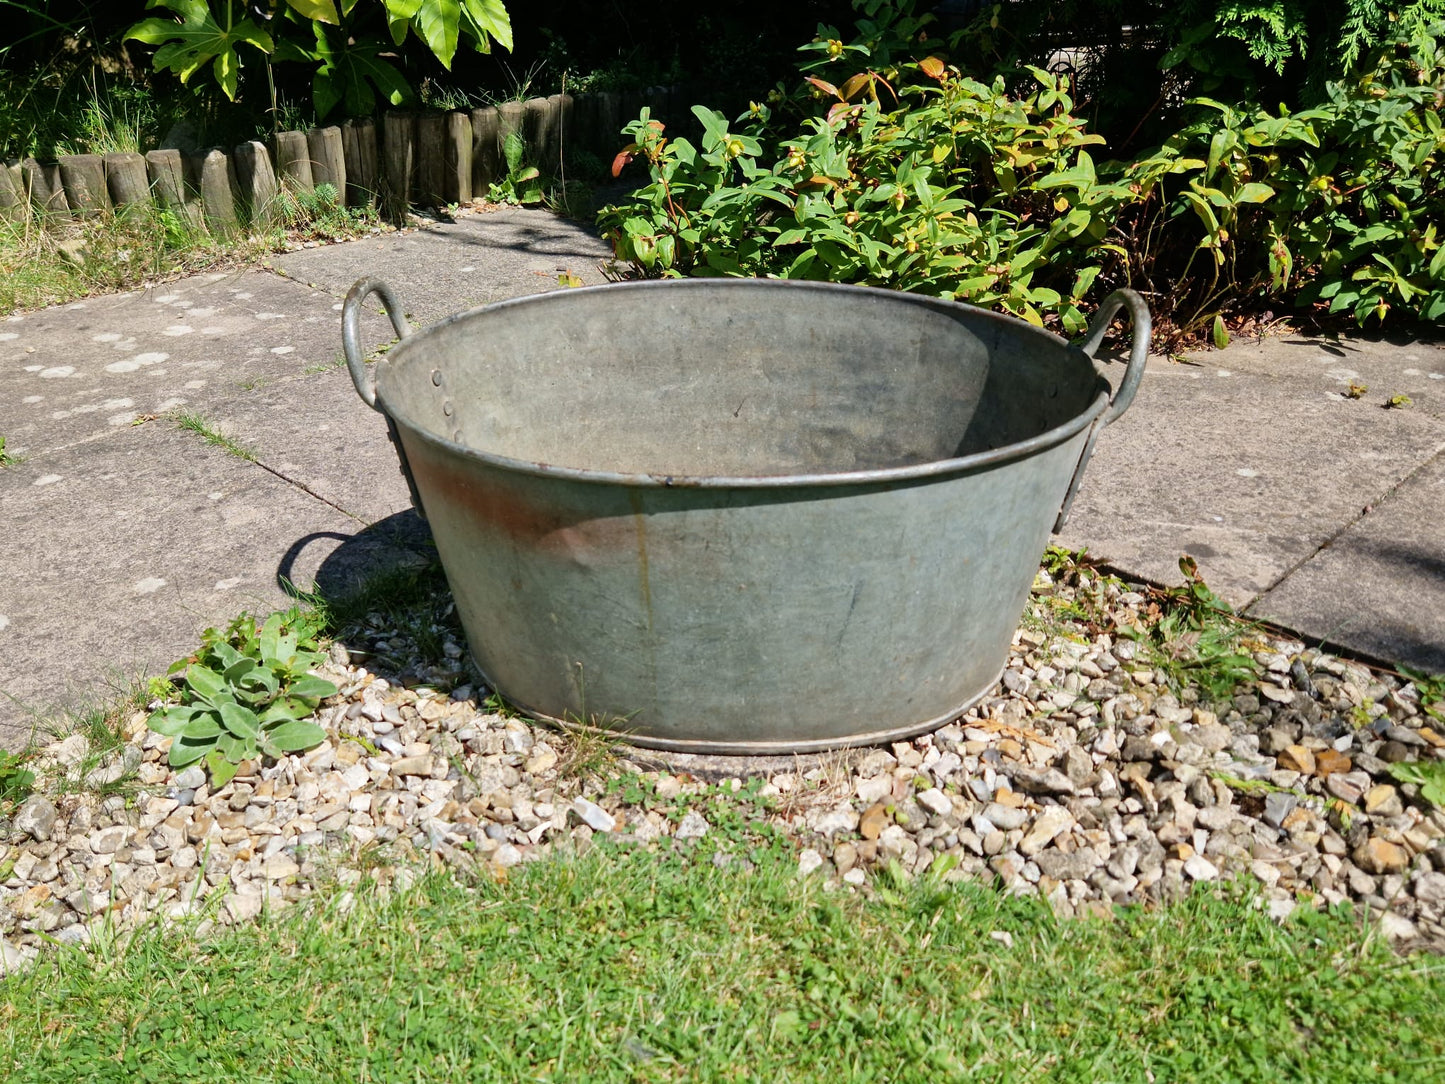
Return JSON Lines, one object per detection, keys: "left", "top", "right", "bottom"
{"left": 125, "top": 0, "right": 276, "bottom": 102}
{"left": 148, "top": 608, "right": 337, "bottom": 786}
{"left": 127, "top": 0, "right": 512, "bottom": 118}
{"left": 487, "top": 130, "right": 543, "bottom": 204}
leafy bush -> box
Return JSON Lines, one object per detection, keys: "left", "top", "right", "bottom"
{"left": 1155, "top": 33, "right": 1445, "bottom": 325}
{"left": 598, "top": 2, "right": 1445, "bottom": 332}
{"left": 147, "top": 607, "right": 336, "bottom": 785}
{"left": 600, "top": 62, "right": 1148, "bottom": 333}
{"left": 945, "top": 1, "right": 1445, "bottom": 141}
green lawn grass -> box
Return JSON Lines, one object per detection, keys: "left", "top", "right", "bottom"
{"left": 4, "top": 842, "right": 1442, "bottom": 1083}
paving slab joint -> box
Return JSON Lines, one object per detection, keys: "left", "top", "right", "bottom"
{"left": 1242, "top": 441, "right": 1445, "bottom": 617}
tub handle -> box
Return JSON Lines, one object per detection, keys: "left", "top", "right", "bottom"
{"left": 342, "top": 277, "right": 413, "bottom": 411}
{"left": 1076, "top": 288, "right": 1151, "bottom": 424}
{"left": 341, "top": 277, "right": 427, "bottom": 521}
{"left": 1053, "top": 288, "right": 1151, "bottom": 532}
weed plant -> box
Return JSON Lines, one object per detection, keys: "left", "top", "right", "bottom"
{"left": 275, "top": 182, "right": 380, "bottom": 240}
{"left": 58, "top": 695, "right": 138, "bottom": 800}
{"left": 147, "top": 608, "right": 335, "bottom": 786}
{"left": 1122, "top": 556, "right": 1263, "bottom": 702}
{"left": 1032, "top": 548, "right": 1262, "bottom": 707}
{"left": 4, "top": 676, "right": 156, "bottom": 804}
{"left": 0, "top": 66, "right": 183, "bottom": 162}
{"left": 172, "top": 411, "right": 258, "bottom": 462}
{"left": 1, "top": 205, "right": 223, "bottom": 314}
{"left": 486, "top": 131, "right": 544, "bottom": 204}
{"left": 0, "top": 187, "right": 383, "bottom": 315}
{"left": 0, "top": 749, "right": 36, "bottom": 809}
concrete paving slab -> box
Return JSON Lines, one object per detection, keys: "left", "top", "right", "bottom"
{"left": 0, "top": 270, "right": 387, "bottom": 459}
{"left": 1058, "top": 355, "right": 1445, "bottom": 605}
{"left": 1176, "top": 332, "right": 1445, "bottom": 421}
{"left": 269, "top": 206, "right": 614, "bottom": 325}
{"left": 1248, "top": 450, "right": 1445, "bottom": 674}
{"left": 198, "top": 365, "right": 415, "bottom": 523}
{"left": 0, "top": 422, "right": 425, "bottom": 746}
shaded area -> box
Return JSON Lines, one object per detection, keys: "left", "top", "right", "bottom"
{"left": 1252, "top": 535, "right": 1445, "bottom": 676}
{"left": 1250, "top": 450, "right": 1445, "bottom": 676}
{"left": 279, "top": 510, "right": 435, "bottom": 603}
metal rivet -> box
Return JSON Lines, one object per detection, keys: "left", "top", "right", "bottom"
{"left": 431, "top": 369, "right": 443, "bottom": 386}
{"left": 442, "top": 401, "right": 454, "bottom": 417}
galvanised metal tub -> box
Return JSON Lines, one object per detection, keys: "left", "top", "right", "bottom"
{"left": 343, "top": 278, "right": 1148, "bottom": 754}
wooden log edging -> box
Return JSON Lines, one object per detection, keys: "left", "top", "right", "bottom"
{"left": 274, "top": 131, "right": 313, "bottom": 195}
{"left": 382, "top": 111, "right": 414, "bottom": 222}
{"left": 0, "top": 162, "right": 27, "bottom": 223}
{"left": 342, "top": 118, "right": 379, "bottom": 207}
{"left": 59, "top": 155, "right": 109, "bottom": 216}
{"left": 414, "top": 112, "right": 446, "bottom": 209}
{"left": 20, "top": 158, "right": 65, "bottom": 217}
{"left": 471, "top": 106, "right": 501, "bottom": 194}
{"left": 2, "top": 85, "right": 674, "bottom": 232}
{"left": 146, "top": 148, "right": 203, "bottom": 230}
{"left": 103, "top": 153, "right": 150, "bottom": 209}
{"left": 497, "top": 100, "right": 526, "bottom": 157}
{"left": 234, "top": 141, "right": 279, "bottom": 222}
{"left": 524, "top": 97, "right": 556, "bottom": 179}
{"left": 445, "top": 111, "right": 472, "bottom": 205}
{"left": 308, "top": 126, "right": 346, "bottom": 200}
{"left": 196, "top": 149, "right": 239, "bottom": 233}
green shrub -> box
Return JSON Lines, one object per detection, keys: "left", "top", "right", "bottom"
{"left": 945, "top": 1, "right": 1445, "bottom": 140}
{"left": 598, "top": 3, "right": 1445, "bottom": 331}
{"left": 1181, "top": 30, "right": 1445, "bottom": 324}
{"left": 599, "top": 62, "right": 1148, "bottom": 333}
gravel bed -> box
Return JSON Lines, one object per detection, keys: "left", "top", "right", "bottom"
{"left": 3, "top": 563, "right": 1444, "bottom": 974}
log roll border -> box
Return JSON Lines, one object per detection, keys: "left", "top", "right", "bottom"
{"left": 0, "top": 87, "right": 672, "bottom": 232}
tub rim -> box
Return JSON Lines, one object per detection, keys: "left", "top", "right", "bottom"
{"left": 366, "top": 278, "right": 1114, "bottom": 491}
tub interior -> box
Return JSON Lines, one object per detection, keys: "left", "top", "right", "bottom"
{"left": 377, "top": 280, "right": 1107, "bottom": 478}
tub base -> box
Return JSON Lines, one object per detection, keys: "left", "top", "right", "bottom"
{"left": 473, "top": 655, "right": 1009, "bottom": 756}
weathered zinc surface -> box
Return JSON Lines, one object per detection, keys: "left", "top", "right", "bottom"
{"left": 345, "top": 277, "right": 1148, "bottom": 752}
